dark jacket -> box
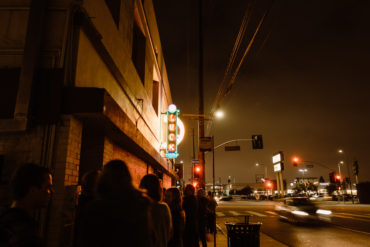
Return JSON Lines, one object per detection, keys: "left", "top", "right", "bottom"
{"left": 0, "top": 208, "right": 42, "bottom": 247}
{"left": 75, "top": 191, "right": 153, "bottom": 247}
{"left": 182, "top": 195, "right": 199, "bottom": 247}
{"left": 168, "top": 208, "right": 185, "bottom": 247}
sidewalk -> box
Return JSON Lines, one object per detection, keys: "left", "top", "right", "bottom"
{"left": 207, "top": 226, "right": 287, "bottom": 247}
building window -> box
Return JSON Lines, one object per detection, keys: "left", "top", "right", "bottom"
{"left": 105, "top": 0, "right": 121, "bottom": 27}
{"left": 152, "top": 80, "right": 159, "bottom": 115}
{"left": 132, "top": 22, "right": 146, "bottom": 85}
{"left": 0, "top": 68, "right": 20, "bottom": 119}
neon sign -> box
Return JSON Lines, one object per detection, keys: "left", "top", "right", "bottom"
{"left": 165, "top": 104, "right": 180, "bottom": 158}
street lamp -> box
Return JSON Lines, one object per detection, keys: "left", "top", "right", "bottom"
{"left": 256, "top": 163, "right": 267, "bottom": 180}
{"left": 299, "top": 168, "right": 308, "bottom": 177}
{"left": 298, "top": 169, "right": 308, "bottom": 195}
{"left": 214, "top": 110, "right": 224, "bottom": 119}
{"left": 337, "top": 149, "right": 355, "bottom": 203}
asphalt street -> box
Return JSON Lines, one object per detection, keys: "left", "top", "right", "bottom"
{"left": 216, "top": 200, "right": 370, "bottom": 247}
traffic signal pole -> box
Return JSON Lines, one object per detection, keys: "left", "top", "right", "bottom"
{"left": 198, "top": 0, "right": 205, "bottom": 190}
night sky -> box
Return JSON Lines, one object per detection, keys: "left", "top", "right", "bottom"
{"left": 153, "top": 0, "right": 370, "bottom": 185}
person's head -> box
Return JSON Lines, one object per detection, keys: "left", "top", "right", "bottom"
{"left": 81, "top": 169, "right": 101, "bottom": 196}
{"left": 97, "top": 160, "right": 133, "bottom": 199}
{"left": 197, "top": 188, "right": 205, "bottom": 197}
{"left": 139, "top": 174, "right": 162, "bottom": 202}
{"left": 184, "top": 184, "right": 195, "bottom": 197}
{"left": 11, "top": 163, "right": 53, "bottom": 209}
{"left": 207, "top": 191, "right": 212, "bottom": 197}
{"left": 165, "top": 187, "right": 182, "bottom": 210}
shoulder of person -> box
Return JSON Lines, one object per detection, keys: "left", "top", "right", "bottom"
{"left": 0, "top": 208, "right": 33, "bottom": 226}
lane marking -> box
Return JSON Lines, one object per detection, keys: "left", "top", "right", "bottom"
{"left": 245, "top": 211, "right": 266, "bottom": 217}
{"left": 333, "top": 214, "right": 370, "bottom": 222}
{"left": 333, "top": 225, "right": 370, "bottom": 236}
{"left": 265, "top": 211, "right": 278, "bottom": 216}
{"left": 216, "top": 212, "right": 225, "bottom": 217}
{"left": 336, "top": 212, "right": 370, "bottom": 219}
{"left": 229, "top": 211, "right": 241, "bottom": 216}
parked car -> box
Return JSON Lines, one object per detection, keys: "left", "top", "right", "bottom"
{"left": 247, "top": 195, "right": 256, "bottom": 200}
{"left": 220, "top": 195, "right": 233, "bottom": 201}
{"left": 259, "top": 195, "right": 267, "bottom": 200}
{"left": 275, "top": 197, "right": 332, "bottom": 224}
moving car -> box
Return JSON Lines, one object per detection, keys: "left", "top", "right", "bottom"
{"left": 275, "top": 197, "right": 332, "bottom": 224}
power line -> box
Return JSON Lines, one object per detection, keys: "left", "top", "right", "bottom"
{"left": 207, "top": 1, "right": 274, "bottom": 134}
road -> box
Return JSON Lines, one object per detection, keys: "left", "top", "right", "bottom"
{"left": 216, "top": 200, "right": 370, "bottom": 247}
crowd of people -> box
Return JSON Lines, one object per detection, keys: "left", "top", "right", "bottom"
{"left": 0, "top": 160, "right": 218, "bottom": 247}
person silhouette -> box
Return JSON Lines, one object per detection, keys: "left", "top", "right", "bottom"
{"left": 140, "top": 174, "right": 172, "bottom": 247}
{"left": 182, "top": 184, "right": 199, "bottom": 247}
{"left": 165, "top": 187, "right": 185, "bottom": 247}
{"left": 76, "top": 160, "right": 154, "bottom": 247}
{"left": 0, "top": 163, "right": 53, "bottom": 247}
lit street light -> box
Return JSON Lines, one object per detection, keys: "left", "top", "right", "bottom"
{"left": 214, "top": 110, "right": 224, "bottom": 119}
{"left": 256, "top": 163, "right": 267, "bottom": 180}
{"left": 299, "top": 168, "right": 308, "bottom": 177}
{"left": 337, "top": 149, "right": 355, "bottom": 203}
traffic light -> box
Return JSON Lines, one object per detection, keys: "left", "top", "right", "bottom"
{"left": 353, "top": 160, "right": 359, "bottom": 176}
{"left": 329, "top": 172, "right": 335, "bottom": 183}
{"left": 251, "top": 135, "right": 263, "bottom": 149}
{"left": 292, "top": 156, "right": 300, "bottom": 167}
{"left": 265, "top": 181, "right": 272, "bottom": 189}
{"left": 335, "top": 175, "right": 341, "bottom": 182}
{"left": 194, "top": 165, "right": 201, "bottom": 179}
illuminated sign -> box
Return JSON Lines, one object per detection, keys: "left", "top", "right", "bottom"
{"left": 272, "top": 151, "right": 284, "bottom": 172}
{"left": 274, "top": 163, "right": 282, "bottom": 172}
{"left": 273, "top": 153, "right": 281, "bottom": 164}
{"left": 165, "top": 104, "right": 180, "bottom": 158}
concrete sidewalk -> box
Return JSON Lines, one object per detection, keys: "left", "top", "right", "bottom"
{"left": 207, "top": 226, "right": 287, "bottom": 247}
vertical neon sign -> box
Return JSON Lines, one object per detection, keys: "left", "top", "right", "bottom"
{"left": 166, "top": 104, "right": 179, "bottom": 158}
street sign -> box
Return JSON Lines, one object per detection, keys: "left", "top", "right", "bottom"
{"left": 199, "top": 137, "right": 213, "bottom": 151}
{"left": 225, "top": 145, "right": 240, "bottom": 151}
{"left": 274, "top": 162, "right": 284, "bottom": 172}
{"left": 192, "top": 159, "right": 199, "bottom": 164}
{"left": 274, "top": 163, "right": 282, "bottom": 172}
{"left": 272, "top": 151, "right": 284, "bottom": 172}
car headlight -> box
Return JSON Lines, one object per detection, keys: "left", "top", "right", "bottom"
{"left": 316, "top": 209, "right": 332, "bottom": 215}
{"left": 292, "top": 210, "right": 309, "bottom": 216}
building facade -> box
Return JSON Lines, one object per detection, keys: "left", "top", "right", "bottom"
{"left": 0, "top": 0, "right": 176, "bottom": 245}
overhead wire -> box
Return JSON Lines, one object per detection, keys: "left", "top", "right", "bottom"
{"left": 207, "top": 0, "right": 274, "bottom": 134}
{"left": 220, "top": 4, "right": 271, "bottom": 104}
{"left": 213, "top": 1, "right": 254, "bottom": 113}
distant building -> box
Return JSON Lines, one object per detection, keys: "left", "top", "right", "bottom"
{"left": 0, "top": 0, "right": 176, "bottom": 246}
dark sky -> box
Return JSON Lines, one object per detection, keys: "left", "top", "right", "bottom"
{"left": 153, "top": 0, "right": 370, "bottom": 185}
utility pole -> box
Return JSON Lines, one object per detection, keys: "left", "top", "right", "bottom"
{"left": 197, "top": 0, "right": 205, "bottom": 189}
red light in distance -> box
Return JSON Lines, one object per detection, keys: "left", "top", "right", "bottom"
{"left": 292, "top": 156, "right": 300, "bottom": 163}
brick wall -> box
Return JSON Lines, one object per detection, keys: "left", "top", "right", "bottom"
{"left": 112, "top": 144, "right": 148, "bottom": 188}
{"left": 162, "top": 174, "right": 172, "bottom": 189}
{"left": 46, "top": 115, "right": 82, "bottom": 247}
{"left": 0, "top": 127, "right": 45, "bottom": 182}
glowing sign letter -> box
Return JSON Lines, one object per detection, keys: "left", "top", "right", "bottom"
{"left": 165, "top": 105, "right": 180, "bottom": 159}
{"left": 169, "top": 124, "right": 176, "bottom": 131}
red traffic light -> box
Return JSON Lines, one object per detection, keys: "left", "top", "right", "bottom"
{"left": 335, "top": 175, "right": 341, "bottom": 180}
{"left": 193, "top": 165, "right": 201, "bottom": 179}
{"left": 266, "top": 182, "right": 272, "bottom": 188}
{"left": 292, "top": 156, "right": 300, "bottom": 167}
